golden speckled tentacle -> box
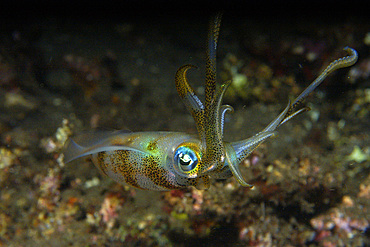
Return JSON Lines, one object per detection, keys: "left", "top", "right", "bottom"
{"left": 198, "top": 13, "right": 228, "bottom": 175}
{"left": 265, "top": 47, "right": 358, "bottom": 132}
{"left": 291, "top": 47, "right": 358, "bottom": 111}
{"left": 205, "top": 12, "right": 222, "bottom": 107}
{"left": 278, "top": 47, "right": 358, "bottom": 129}
{"left": 228, "top": 47, "right": 358, "bottom": 188}
{"left": 175, "top": 13, "right": 227, "bottom": 179}
{"left": 175, "top": 64, "right": 205, "bottom": 142}
{"left": 201, "top": 81, "right": 232, "bottom": 174}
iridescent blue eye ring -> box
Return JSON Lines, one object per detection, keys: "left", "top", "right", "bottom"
{"left": 174, "top": 146, "right": 198, "bottom": 172}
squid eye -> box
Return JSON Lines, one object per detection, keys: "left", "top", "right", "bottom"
{"left": 174, "top": 146, "right": 198, "bottom": 172}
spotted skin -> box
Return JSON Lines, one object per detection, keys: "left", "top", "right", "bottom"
{"left": 82, "top": 132, "right": 203, "bottom": 190}
{"left": 64, "top": 14, "right": 358, "bottom": 190}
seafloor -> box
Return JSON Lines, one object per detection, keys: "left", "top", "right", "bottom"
{"left": 0, "top": 4, "right": 369, "bottom": 247}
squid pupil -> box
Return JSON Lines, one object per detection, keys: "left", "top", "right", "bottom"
{"left": 179, "top": 153, "right": 192, "bottom": 166}
{"left": 175, "top": 147, "right": 198, "bottom": 172}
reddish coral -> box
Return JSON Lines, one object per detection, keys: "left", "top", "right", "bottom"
{"left": 99, "top": 193, "right": 125, "bottom": 230}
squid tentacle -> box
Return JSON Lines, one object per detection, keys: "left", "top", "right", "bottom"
{"left": 282, "top": 47, "right": 358, "bottom": 129}
{"left": 260, "top": 47, "right": 358, "bottom": 134}
{"left": 205, "top": 12, "right": 222, "bottom": 106}
{"left": 200, "top": 81, "right": 232, "bottom": 174}
{"left": 175, "top": 64, "right": 205, "bottom": 142}
{"left": 292, "top": 47, "right": 358, "bottom": 109}
{"left": 227, "top": 47, "right": 358, "bottom": 187}
{"left": 228, "top": 131, "right": 277, "bottom": 187}
{"left": 200, "top": 13, "right": 231, "bottom": 175}
{"left": 219, "top": 104, "right": 234, "bottom": 139}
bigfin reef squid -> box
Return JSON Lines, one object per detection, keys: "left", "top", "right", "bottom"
{"left": 63, "top": 14, "right": 358, "bottom": 191}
